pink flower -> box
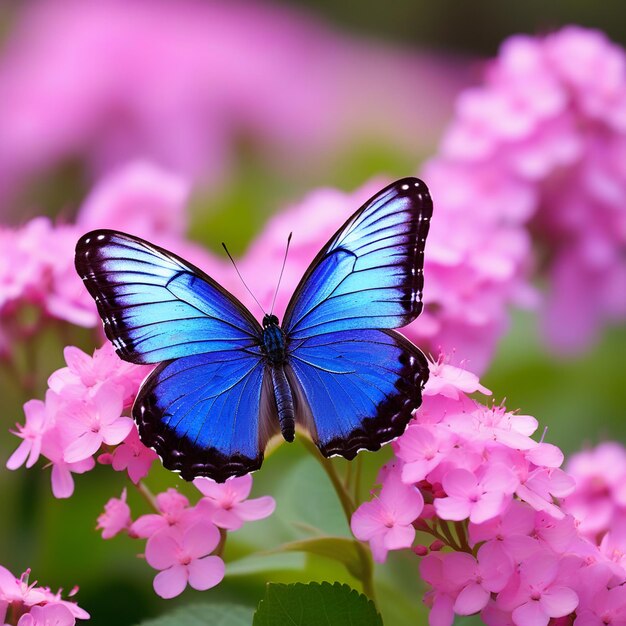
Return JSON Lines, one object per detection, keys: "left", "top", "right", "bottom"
{"left": 77, "top": 161, "right": 190, "bottom": 238}
{"left": 515, "top": 467, "right": 576, "bottom": 519}
{"left": 7, "top": 393, "right": 57, "bottom": 470}
{"left": 48, "top": 343, "right": 149, "bottom": 408}
{"left": 574, "top": 568, "right": 626, "bottom": 626}
{"left": 469, "top": 500, "right": 538, "bottom": 563}
{"left": 425, "top": 26, "right": 626, "bottom": 354}
{"left": 351, "top": 470, "right": 424, "bottom": 563}
{"left": 562, "top": 442, "right": 626, "bottom": 539}
{"left": 0, "top": 0, "right": 463, "bottom": 214}
{"left": 40, "top": 428, "right": 95, "bottom": 499}
{"left": 0, "top": 218, "right": 98, "bottom": 328}
{"left": 395, "top": 425, "right": 456, "bottom": 484}
{"left": 497, "top": 554, "right": 579, "bottom": 625}
{"left": 419, "top": 553, "right": 457, "bottom": 626}
{"left": 442, "top": 545, "right": 513, "bottom": 615}
{"left": 0, "top": 568, "right": 47, "bottom": 608}
{"left": 17, "top": 603, "right": 76, "bottom": 626}
{"left": 193, "top": 475, "right": 276, "bottom": 530}
{"left": 130, "top": 489, "right": 197, "bottom": 538}
{"left": 97, "top": 489, "right": 131, "bottom": 539}
{"left": 99, "top": 427, "right": 157, "bottom": 484}
{"left": 424, "top": 355, "right": 492, "bottom": 399}
{"left": 145, "top": 523, "right": 225, "bottom": 599}
{"left": 435, "top": 464, "right": 518, "bottom": 524}
{"left": 0, "top": 567, "right": 87, "bottom": 624}
{"left": 61, "top": 383, "right": 132, "bottom": 463}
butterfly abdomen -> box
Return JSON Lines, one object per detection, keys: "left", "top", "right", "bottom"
{"left": 270, "top": 366, "right": 295, "bottom": 442}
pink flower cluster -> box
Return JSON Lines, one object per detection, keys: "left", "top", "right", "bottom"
{"left": 0, "top": 161, "right": 192, "bottom": 349}
{"left": 0, "top": 566, "right": 88, "bottom": 625}
{"left": 350, "top": 358, "right": 626, "bottom": 625}
{"left": 0, "top": 0, "right": 463, "bottom": 214}
{"left": 425, "top": 25, "right": 626, "bottom": 353}
{"left": 562, "top": 442, "right": 626, "bottom": 554}
{"left": 7, "top": 341, "right": 154, "bottom": 497}
{"left": 96, "top": 476, "right": 275, "bottom": 598}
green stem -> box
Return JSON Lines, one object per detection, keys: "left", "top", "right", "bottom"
{"left": 415, "top": 519, "right": 449, "bottom": 546}
{"left": 214, "top": 528, "right": 228, "bottom": 558}
{"left": 437, "top": 520, "right": 461, "bottom": 551}
{"left": 353, "top": 455, "right": 363, "bottom": 505}
{"left": 301, "top": 438, "right": 378, "bottom": 602}
{"left": 301, "top": 437, "right": 355, "bottom": 521}
{"left": 454, "top": 521, "right": 472, "bottom": 553}
{"left": 135, "top": 481, "right": 158, "bottom": 511}
{"left": 344, "top": 460, "right": 353, "bottom": 491}
{"left": 355, "top": 542, "right": 376, "bottom": 602}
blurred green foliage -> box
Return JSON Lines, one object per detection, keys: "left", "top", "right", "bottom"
{"left": 289, "top": 0, "right": 626, "bottom": 54}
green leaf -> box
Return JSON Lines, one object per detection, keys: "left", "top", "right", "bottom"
{"left": 134, "top": 602, "right": 254, "bottom": 626}
{"left": 226, "top": 551, "right": 307, "bottom": 577}
{"left": 267, "top": 537, "right": 372, "bottom": 582}
{"left": 253, "top": 582, "right": 383, "bottom": 626}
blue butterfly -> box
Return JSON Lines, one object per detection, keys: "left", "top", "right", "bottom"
{"left": 75, "top": 177, "right": 433, "bottom": 482}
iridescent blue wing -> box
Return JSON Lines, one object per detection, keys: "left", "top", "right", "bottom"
{"left": 75, "top": 230, "right": 276, "bottom": 482}
{"left": 286, "top": 329, "right": 429, "bottom": 459}
{"left": 134, "top": 350, "right": 279, "bottom": 482}
{"left": 282, "top": 177, "right": 432, "bottom": 338}
{"left": 282, "top": 178, "right": 432, "bottom": 458}
{"left": 75, "top": 230, "right": 262, "bottom": 363}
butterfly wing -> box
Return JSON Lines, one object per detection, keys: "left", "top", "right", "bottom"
{"left": 75, "top": 230, "right": 262, "bottom": 364}
{"left": 75, "top": 230, "right": 277, "bottom": 482}
{"left": 134, "top": 350, "right": 279, "bottom": 482}
{"left": 283, "top": 178, "right": 432, "bottom": 457}
{"left": 282, "top": 177, "right": 432, "bottom": 338}
{"left": 286, "top": 329, "right": 429, "bottom": 459}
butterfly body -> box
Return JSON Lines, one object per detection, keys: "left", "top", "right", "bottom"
{"left": 75, "top": 177, "right": 433, "bottom": 482}
{"left": 261, "top": 314, "right": 288, "bottom": 365}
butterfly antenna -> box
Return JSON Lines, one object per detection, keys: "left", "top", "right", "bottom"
{"left": 270, "top": 232, "right": 292, "bottom": 316}
{"left": 222, "top": 242, "right": 266, "bottom": 316}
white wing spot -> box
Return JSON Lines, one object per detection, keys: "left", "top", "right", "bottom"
{"left": 97, "top": 234, "right": 105, "bottom": 241}
{"left": 401, "top": 184, "right": 409, "bottom": 191}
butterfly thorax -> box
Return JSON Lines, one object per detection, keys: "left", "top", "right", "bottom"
{"left": 261, "top": 314, "right": 287, "bottom": 365}
{"left": 260, "top": 314, "right": 295, "bottom": 442}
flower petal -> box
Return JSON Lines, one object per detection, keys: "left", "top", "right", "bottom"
{"left": 182, "top": 522, "right": 220, "bottom": 559}
{"left": 6, "top": 440, "right": 31, "bottom": 470}
{"left": 454, "top": 582, "right": 490, "bottom": 615}
{"left": 51, "top": 464, "right": 75, "bottom": 499}
{"left": 64, "top": 431, "right": 101, "bottom": 463}
{"left": 187, "top": 555, "right": 225, "bottom": 591}
{"left": 235, "top": 496, "right": 276, "bottom": 522}
{"left": 145, "top": 529, "right": 180, "bottom": 570}
{"left": 153, "top": 565, "right": 188, "bottom": 599}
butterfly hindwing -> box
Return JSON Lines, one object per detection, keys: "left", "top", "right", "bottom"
{"left": 283, "top": 178, "right": 432, "bottom": 338}
{"left": 75, "top": 230, "right": 261, "bottom": 364}
{"left": 134, "top": 349, "right": 280, "bottom": 482}
{"left": 286, "top": 329, "right": 429, "bottom": 458}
